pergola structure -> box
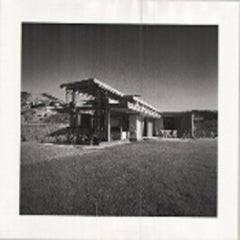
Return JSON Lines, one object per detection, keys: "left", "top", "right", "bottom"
{"left": 60, "top": 78, "right": 162, "bottom": 142}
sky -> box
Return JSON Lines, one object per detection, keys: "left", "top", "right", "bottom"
{"left": 22, "top": 24, "right": 218, "bottom": 111}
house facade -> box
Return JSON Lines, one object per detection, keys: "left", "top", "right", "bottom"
{"left": 60, "top": 78, "right": 162, "bottom": 142}
{"left": 60, "top": 78, "right": 217, "bottom": 142}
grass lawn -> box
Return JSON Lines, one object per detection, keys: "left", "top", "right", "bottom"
{"left": 20, "top": 139, "right": 217, "bottom": 216}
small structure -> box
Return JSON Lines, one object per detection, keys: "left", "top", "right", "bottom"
{"left": 160, "top": 110, "right": 218, "bottom": 138}
{"left": 60, "top": 78, "right": 162, "bottom": 142}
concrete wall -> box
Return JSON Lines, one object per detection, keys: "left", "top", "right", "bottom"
{"left": 154, "top": 118, "right": 164, "bottom": 136}
{"left": 129, "top": 115, "right": 160, "bottom": 140}
{"left": 147, "top": 119, "right": 153, "bottom": 137}
{"left": 129, "top": 114, "right": 142, "bottom": 140}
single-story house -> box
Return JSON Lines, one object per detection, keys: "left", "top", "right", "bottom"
{"left": 60, "top": 78, "right": 217, "bottom": 142}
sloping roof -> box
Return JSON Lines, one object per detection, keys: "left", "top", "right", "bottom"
{"left": 60, "top": 78, "right": 124, "bottom": 98}
{"left": 60, "top": 78, "right": 161, "bottom": 115}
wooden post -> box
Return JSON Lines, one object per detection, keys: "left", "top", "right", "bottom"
{"left": 120, "top": 115, "right": 123, "bottom": 140}
{"left": 77, "top": 113, "right": 81, "bottom": 127}
{"left": 191, "top": 112, "right": 195, "bottom": 138}
{"left": 107, "top": 110, "right": 111, "bottom": 142}
{"left": 94, "top": 89, "right": 102, "bottom": 139}
{"left": 65, "top": 90, "right": 69, "bottom": 103}
{"left": 71, "top": 90, "right": 76, "bottom": 104}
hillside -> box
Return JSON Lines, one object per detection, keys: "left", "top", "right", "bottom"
{"left": 21, "top": 91, "right": 69, "bottom": 124}
{"left": 21, "top": 91, "right": 65, "bottom": 107}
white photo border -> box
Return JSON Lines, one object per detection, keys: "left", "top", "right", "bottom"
{"left": 0, "top": 1, "right": 239, "bottom": 239}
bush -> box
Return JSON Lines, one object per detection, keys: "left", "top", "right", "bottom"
{"left": 194, "top": 119, "right": 217, "bottom": 138}
{"left": 43, "top": 113, "right": 69, "bottom": 124}
{"left": 21, "top": 123, "right": 101, "bottom": 145}
{"left": 21, "top": 123, "right": 69, "bottom": 143}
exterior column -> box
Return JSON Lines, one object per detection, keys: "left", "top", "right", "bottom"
{"left": 65, "top": 90, "right": 69, "bottom": 103}
{"left": 69, "top": 90, "right": 77, "bottom": 128}
{"left": 129, "top": 114, "right": 141, "bottom": 140}
{"left": 77, "top": 113, "right": 81, "bottom": 127}
{"left": 120, "top": 116, "right": 123, "bottom": 140}
{"left": 71, "top": 90, "right": 76, "bottom": 104}
{"left": 94, "top": 90, "right": 101, "bottom": 139}
{"left": 103, "top": 108, "right": 111, "bottom": 142}
{"left": 155, "top": 118, "right": 163, "bottom": 136}
{"left": 191, "top": 112, "right": 195, "bottom": 138}
{"left": 107, "top": 110, "right": 111, "bottom": 142}
{"left": 147, "top": 119, "right": 153, "bottom": 137}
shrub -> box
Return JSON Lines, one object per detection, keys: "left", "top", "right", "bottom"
{"left": 21, "top": 123, "right": 69, "bottom": 143}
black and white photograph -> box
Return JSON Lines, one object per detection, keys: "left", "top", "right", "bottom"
{"left": 0, "top": 1, "right": 239, "bottom": 239}
{"left": 20, "top": 23, "right": 218, "bottom": 216}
